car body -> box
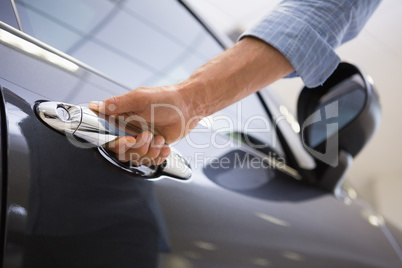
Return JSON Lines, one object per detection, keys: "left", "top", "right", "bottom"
{"left": 1, "top": 0, "right": 402, "bottom": 267}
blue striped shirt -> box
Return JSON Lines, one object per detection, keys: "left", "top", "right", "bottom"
{"left": 240, "top": 0, "right": 382, "bottom": 87}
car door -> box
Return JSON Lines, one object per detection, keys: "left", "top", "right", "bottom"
{"left": 0, "top": 26, "right": 170, "bottom": 268}
{"left": 1, "top": 0, "right": 402, "bottom": 267}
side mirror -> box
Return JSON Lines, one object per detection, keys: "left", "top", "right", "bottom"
{"left": 297, "top": 62, "right": 381, "bottom": 192}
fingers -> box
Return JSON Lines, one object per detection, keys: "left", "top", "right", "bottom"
{"left": 144, "top": 140, "right": 171, "bottom": 166}
{"left": 155, "top": 146, "right": 171, "bottom": 166}
{"left": 105, "top": 131, "right": 170, "bottom": 166}
{"left": 140, "top": 135, "right": 164, "bottom": 165}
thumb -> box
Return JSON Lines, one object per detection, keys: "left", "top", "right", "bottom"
{"left": 89, "top": 94, "right": 133, "bottom": 115}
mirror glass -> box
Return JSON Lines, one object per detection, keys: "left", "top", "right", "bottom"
{"left": 304, "top": 79, "right": 366, "bottom": 148}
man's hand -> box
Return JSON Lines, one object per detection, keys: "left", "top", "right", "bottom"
{"left": 90, "top": 37, "right": 293, "bottom": 166}
{"left": 89, "top": 83, "right": 202, "bottom": 166}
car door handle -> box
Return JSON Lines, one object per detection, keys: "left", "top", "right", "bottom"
{"left": 35, "top": 101, "right": 192, "bottom": 180}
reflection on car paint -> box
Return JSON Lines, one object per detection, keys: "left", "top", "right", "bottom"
{"left": 0, "top": 29, "right": 79, "bottom": 72}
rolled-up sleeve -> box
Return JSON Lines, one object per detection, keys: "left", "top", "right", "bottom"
{"left": 240, "top": 0, "right": 381, "bottom": 88}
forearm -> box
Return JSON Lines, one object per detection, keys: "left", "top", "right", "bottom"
{"left": 178, "top": 37, "right": 294, "bottom": 118}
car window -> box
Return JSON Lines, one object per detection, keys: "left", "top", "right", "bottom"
{"left": 14, "top": 0, "right": 283, "bottom": 154}
{"left": 15, "top": 0, "right": 221, "bottom": 87}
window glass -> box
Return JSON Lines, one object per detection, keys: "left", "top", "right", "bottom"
{"left": 15, "top": 0, "right": 221, "bottom": 87}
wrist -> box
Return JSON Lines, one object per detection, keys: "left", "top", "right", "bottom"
{"left": 176, "top": 76, "right": 211, "bottom": 119}
{"left": 177, "top": 36, "right": 294, "bottom": 119}
{"left": 178, "top": 58, "right": 242, "bottom": 118}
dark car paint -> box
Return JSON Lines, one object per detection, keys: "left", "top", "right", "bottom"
{"left": 0, "top": 1, "right": 402, "bottom": 267}
{"left": 0, "top": 32, "right": 166, "bottom": 267}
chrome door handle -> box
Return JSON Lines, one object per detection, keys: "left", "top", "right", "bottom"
{"left": 35, "top": 101, "right": 192, "bottom": 180}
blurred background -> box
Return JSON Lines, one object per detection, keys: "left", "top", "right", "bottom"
{"left": 188, "top": 0, "right": 402, "bottom": 229}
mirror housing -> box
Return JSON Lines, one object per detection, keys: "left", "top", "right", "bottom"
{"left": 297, "top": 62, "right": 381, "bottom": 192}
